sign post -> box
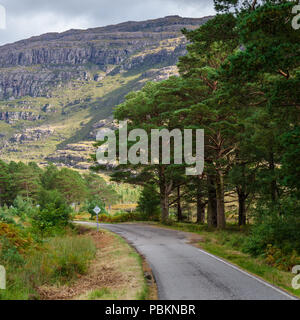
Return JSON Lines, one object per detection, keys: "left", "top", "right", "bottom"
{"left": 93, "top": 206, "right": 101, "bottom": 232}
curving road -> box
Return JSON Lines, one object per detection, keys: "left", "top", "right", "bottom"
{"left": 76, "top": 222, "right": 297, "bottom": 300}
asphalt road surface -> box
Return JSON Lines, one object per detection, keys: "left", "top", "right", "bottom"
{"left": 76, "top": 222, "right": 297, "bottom": 300}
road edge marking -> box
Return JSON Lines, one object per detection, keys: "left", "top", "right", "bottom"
{"left": 196, "top": 247, "right": 298, "bottom": 300}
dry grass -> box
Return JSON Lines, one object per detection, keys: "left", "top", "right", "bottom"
{"left": 38, "top": 228, "right": 151, "bottom": 300}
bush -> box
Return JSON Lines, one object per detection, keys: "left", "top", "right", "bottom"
{"left": 97, "top": 213, "right": 112, "bottom": 223}
{"left": 0, "top": 197, "right": 39, "bottom": 226}
{"left": 111, "top": 211, "right": 144, "bottom": 223}
{"left": 9, "top": 196, "right": 39, "bottom": 222}
{"left": 0, "top": 237, "right": 25, "bottom": 268}
{"left": 82, "top": 199, "right": 106, "bottom": 220}
{"left": 31, "top": 190, "right": 72, "bottom": 236}
{"left": 264, "top": 244, "right": 300, "bottom": 271}
{"left": 0, "top": 207, "right": 16, "bottom": 225}
{"left": 137, "top": 185, "right": 160, "bottom": 221}
{"left": 94, "top": 211, "right": 144, "bottom": 223}
{"left": 0, "top": 223, "right": 33, "bottom": 254}
{"left": 0, "top": 222, "right": 34, "bottom": 271}
{"left": 243, "top": 197, "right": 300, "bottom": 257}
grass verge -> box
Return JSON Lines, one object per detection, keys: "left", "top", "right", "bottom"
{"left": 0, "top": 233, "right": 96, "bottom": 300}
{"left": 37, "top": 226, "right": 155, "bottom": 300}
{"left": 146, "top": 222, "right": 300, "bottom": 299}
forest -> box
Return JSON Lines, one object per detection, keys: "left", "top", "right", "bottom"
{"left": 94, "top": 0, "right": 300, "bottom": 268}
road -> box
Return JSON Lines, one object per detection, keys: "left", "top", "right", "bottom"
{"left": 76, "top": 222, "right": 297, "bottom": 300}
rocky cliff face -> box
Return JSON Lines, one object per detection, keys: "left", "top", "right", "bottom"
{"left": 0, "top": 111, "right": 43, "bottom": 123}
{"left": 0, "top": 15, "right": 211, "bottom": 99}
{"left": 0, "top": 15, "right": 212, "bottom": 167}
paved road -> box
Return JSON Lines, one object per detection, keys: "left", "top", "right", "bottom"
{"left": 76, "top": 222, "right": 297, "bottom": 300}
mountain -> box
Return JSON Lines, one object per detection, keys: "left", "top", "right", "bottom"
{"left": 0, "top": 15, "right": 212, "bottom": 169}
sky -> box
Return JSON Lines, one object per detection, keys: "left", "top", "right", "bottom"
{"left": 0, "top": 0, "right": 215, "bottom": 45}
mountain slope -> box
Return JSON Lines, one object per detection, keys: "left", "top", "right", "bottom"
{"left": 0, "top": 15, "right": 212, "bottom": 168}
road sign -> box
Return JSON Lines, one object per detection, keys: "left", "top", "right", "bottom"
{"left": 94, "top": 206, "right": 101, "bottom": 231}
{"left": 93, "top": 206, "right": 101, "bottom": 215}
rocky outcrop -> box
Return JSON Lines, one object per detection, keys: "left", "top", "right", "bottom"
{"left": 0, "top": 68, "right": 91, "bottom": 99}
{"left": 89, "top": 117, "right": 119, "bottom": 139}
{"left": 0, "top": 111, "right": 43, "bottom": 123}
{"left": 141, "top": 66, "right": 179, "bottom": 82}
{"left": 46, "top": 151, "right": 87, "bottom": 164}
{"left": 10, "top": 128, "right": 54, "bottom": 143}
{"left": 0, "top": 16, "right": 213, "bottom": 99}
{"left": 45, "top": 142, "right": 95, "bottom": 168}
{"left": 0, "top": 15, "right": 213, "bottom": 168}
{"left": 42, "top": 104, "right": 57, "bottom": 113}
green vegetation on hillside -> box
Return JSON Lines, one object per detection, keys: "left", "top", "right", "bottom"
{"left": 93, "top": 0, "right": 300, "bottom": 278}
{"left": 0, "top": 159, "right": 141, "bottom": 299}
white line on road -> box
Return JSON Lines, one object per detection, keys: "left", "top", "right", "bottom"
{"left": 196, "top": 248, "right": 298, "bottom": 300}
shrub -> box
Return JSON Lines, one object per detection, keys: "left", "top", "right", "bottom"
{"left": 97, "top": 213, "right": 112, "bottom": 223}
{"left": 137, "top": 185, "right": 160, "bottom": 221}
{"left": 111, "top": 211, "right": 144, "bottom": 223}
{"left": 264, "top": 244, "right": 300, "bottom": 271}
{"left": 243, "top": 197, "right": 300, "bottom": 257}
{"left": 0, "top": 237, "right": 25, "bottom": 268}
{"left": 0, "top": 223, "right": 33, "bottom": 254}
{"left": 94, "top": 211, "right": 144, "bottom": 223}
{"left": 31, "top": 190, "right": 72, "bottom": 236}
{"left": 0, "top": 222, "right": 34, "bottom": 271}
{"left": 9, "top": 196, "right": 39, "bottom": 222}
{"left": 82, "top": 199, "right": 106, "bottom": 220}
{"left": 0, "top": 207, "right": 16, "bottom": 225}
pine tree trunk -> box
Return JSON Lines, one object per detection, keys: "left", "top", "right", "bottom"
{"left": 196, "top": 180, "right": 205, "bottom": 224}
{"left": 238, "top": 192, "right": 246, "bottom": 226}
{"left": 159, "top": 166, "right": 169, "bottom": 223}
{"left": 216, "top": 171, "right": 226, "bottom": 229}
{"left": 269, "top": 152, "right": 278, "bottom": 203}
{"left": 197, "top": 202, "right": 205, "bottom": 224}
{"left": 161, "top": 194, "right": 169, "bottom": 223}
{"left": 207, "top": 175, "right": 217, "bottom": 228}
{"left": 177, "top": 186, "right": 183, "bottom": 222}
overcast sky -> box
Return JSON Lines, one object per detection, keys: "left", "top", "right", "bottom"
{"left": 0, "top": 0, "right": 215, "bottom": 45}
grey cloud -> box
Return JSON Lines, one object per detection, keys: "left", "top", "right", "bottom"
{"left": 0, "top": 0, "right": 214, "bottom": 45}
